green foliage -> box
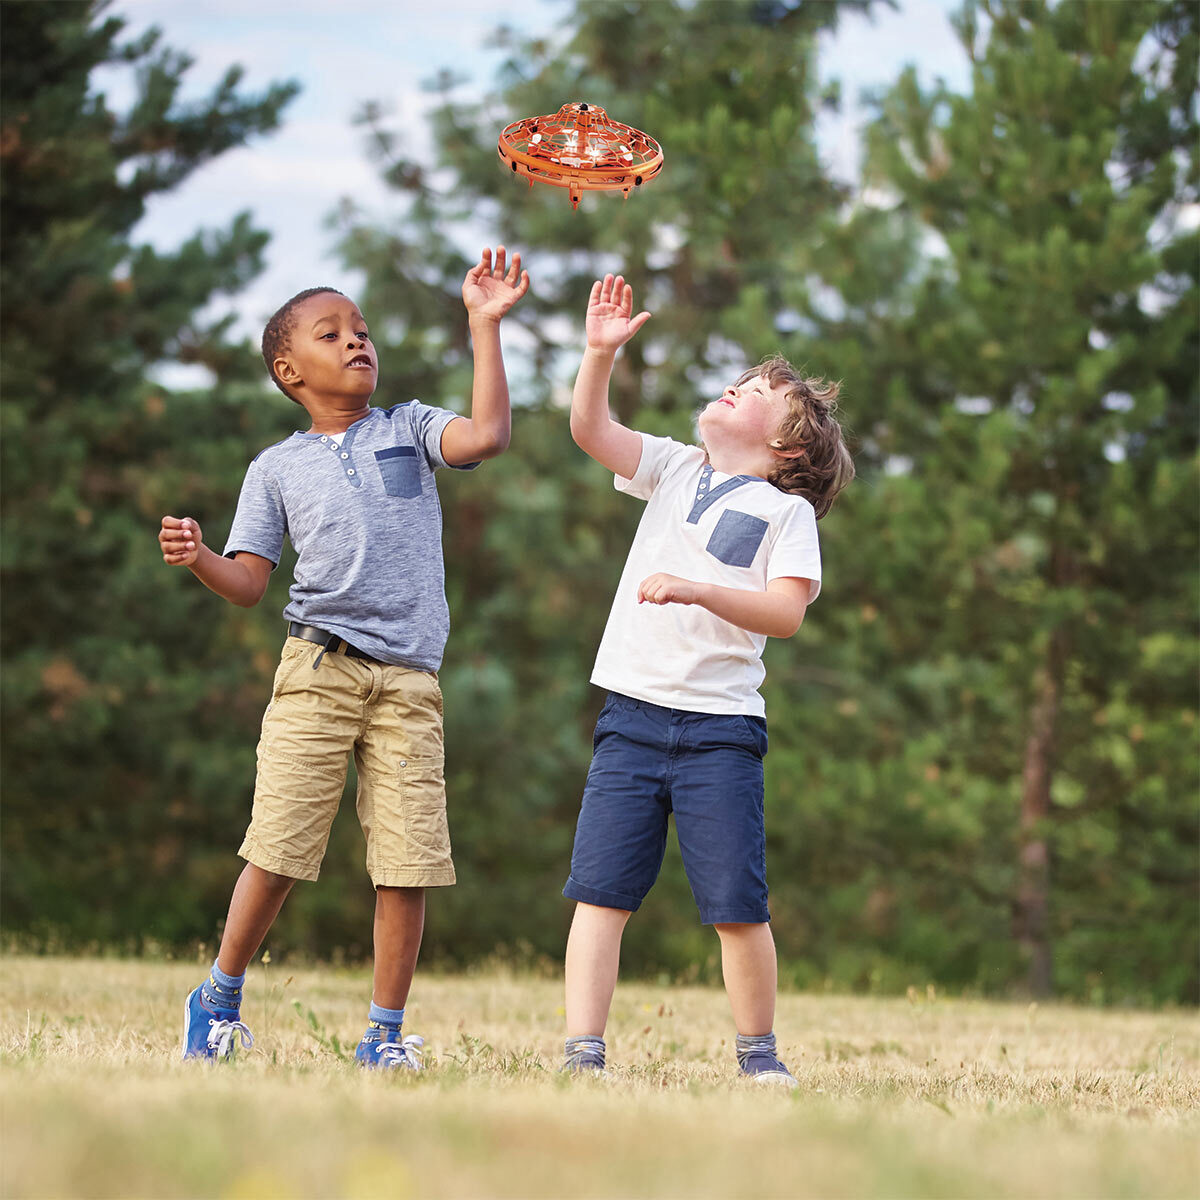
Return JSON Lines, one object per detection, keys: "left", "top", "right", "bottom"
{"left": 2, "top": 0, "right": 1194, "bottom": 1006}
{"left": 330, "top": 0, "right": 1198, "bottom": 1001}
{"left": 808, "top": 0, "right": 1199, "bottom": 1000}
{"left": 0, "top": 1, "right": 299, "bottom": 941}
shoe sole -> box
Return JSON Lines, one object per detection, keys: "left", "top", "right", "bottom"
{"left": 749, "top": 1071, "right": 798, "bottom": 1088}
{"left": 181, "top": 987, "right": 200, "bottom": 1061}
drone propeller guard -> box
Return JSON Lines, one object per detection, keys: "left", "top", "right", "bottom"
{"left": 497, "top": 102, "right": 664, "bottom": 209}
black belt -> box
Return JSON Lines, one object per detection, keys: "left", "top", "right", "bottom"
{"left": 288, "top": 622, "right": 378, "bottom": 665}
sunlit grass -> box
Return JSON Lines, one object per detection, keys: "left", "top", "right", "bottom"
{"left": 1, "top": 956, "right": 1197, "bottom": 1198}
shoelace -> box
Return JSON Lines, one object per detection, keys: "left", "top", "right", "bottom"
{"left": 376, "top": 1034, "right": 424, "bottom": 1069}
{"left": 207, "top": 1018, "right": 254, "bottom": 1058}
{"left": 739, "top": 1051, "right": 789, "bottom": 1072}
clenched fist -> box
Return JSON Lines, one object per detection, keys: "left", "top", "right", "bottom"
{"left": 159, "top": 516, "right": 203, "bottom": 566}
{"left": 637, "top": 573, "right": 702, "bottom": 606}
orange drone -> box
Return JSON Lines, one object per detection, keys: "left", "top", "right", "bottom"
{"left": 497, "top": 102, "right": 664, "bottom": 209}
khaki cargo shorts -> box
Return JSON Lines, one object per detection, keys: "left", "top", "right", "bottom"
{"left": 238, "top": 636, "right": 455, "bottom": 887}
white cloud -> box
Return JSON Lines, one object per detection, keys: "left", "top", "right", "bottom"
{"left": 815, "top": 0, "right": 968, "bottom": 183}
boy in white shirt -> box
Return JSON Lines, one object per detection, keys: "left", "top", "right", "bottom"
{"left": 563, "top": 274, "right": 854, "bottom": 1085}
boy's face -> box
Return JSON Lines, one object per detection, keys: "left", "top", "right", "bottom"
{"left": 698, "top": 370, "right": 791, "bottom": 451}
{"left": 274, "top": 293, "right": 377, "bottom": 403}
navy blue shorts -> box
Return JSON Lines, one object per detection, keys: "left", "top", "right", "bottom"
{"left": 563, "top": 692, "right": 771, "bottom": 925}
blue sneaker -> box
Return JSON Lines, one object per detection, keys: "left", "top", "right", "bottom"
{"left": 355, "top": 1022, "right": 424, "bottom": 1070}
{"left": 736, "top": 1033, "right": 798, "bottom": 1088}
{"left": 181, "top": 985, "right": 254, "bottom": 1061}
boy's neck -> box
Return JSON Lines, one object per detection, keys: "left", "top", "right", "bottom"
{"left": 706, "top": 443, "right": 774, "bottom": 479}
{"left": 304, "top": 400, "right": 373, "bottom": 436}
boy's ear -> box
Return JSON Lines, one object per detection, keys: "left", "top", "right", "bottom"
{"left": 274, "top": 356, "right": 303, "bottom": 389}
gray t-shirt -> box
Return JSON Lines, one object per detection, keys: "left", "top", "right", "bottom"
{"left": 223, "top": 400, "right": 474, "bottom": 671}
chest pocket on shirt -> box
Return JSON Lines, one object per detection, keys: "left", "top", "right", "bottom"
{"left": 375, "top": 446, "right": 422, "bottom": 498}
{"left": 706, "top": 509, "right": 768, "bottom": 568}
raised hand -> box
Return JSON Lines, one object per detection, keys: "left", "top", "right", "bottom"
{"left": 586, "top": 274, "right": 651, "bottom": 354}
{"left": 462, "top": 246, "right": 530, "bottom": 322}
{"left": 159, "top": 515, "right": 203, "bottom": 566}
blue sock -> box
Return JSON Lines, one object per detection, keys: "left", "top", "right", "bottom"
{"left": 200, "top": 959, "right": 244, "bottom": 1013}
{"left": 367, "top": 1002, "right": 405, "bottom": 1029}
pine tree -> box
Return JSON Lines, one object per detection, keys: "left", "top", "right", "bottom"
{"left": 0, "top": 1, "right": 299, "bottom": 941}
{"left": 824, "top": 0, "right": 1198, "bottom": 997}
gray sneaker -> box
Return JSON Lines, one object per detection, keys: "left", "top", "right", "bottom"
{"left": 736, "top": 1033, "right": 798, "bottom": 1088}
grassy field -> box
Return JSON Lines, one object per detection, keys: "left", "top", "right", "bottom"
{"left": 1, "top": 957, "right": 1197, "bottom": 1199}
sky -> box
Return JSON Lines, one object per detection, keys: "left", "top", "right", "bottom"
{"left": 99, "top": 0, "right": 970, "bottom": 384}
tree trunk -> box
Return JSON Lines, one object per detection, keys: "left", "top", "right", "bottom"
{"left": 1016, "top": 621, "right": 1069, "bottom": 997}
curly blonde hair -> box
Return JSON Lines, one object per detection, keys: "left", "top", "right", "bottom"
{"left": 737, "top": 355, "right": 854, "bottom": 519}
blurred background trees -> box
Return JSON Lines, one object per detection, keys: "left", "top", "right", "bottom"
{"left": 2, "top": 0, "right": 1195, "bottom": 1003}
{"left": 1, "top": 0, "right": 300, "bottom": 943}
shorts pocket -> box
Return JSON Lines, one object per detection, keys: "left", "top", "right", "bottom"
{"left": 397, "top": 756, "right": 449, "bottom": 851}
{"left": 592, "top": 705, "right": 616, "bottom": 748}
{"left": 738, "top": 715, "right": 769, "bottom": 759}
{"left": 593, "top": 693, "right": 635, "bottom": 747}
{"left": 375, "top": 446, "right": 422, "bottom": 498}
{"left": 706, "top": 509, "right": 768, "bottom": 568}
{"left": 265, "top": 640, "right": 311, "bottom": 712}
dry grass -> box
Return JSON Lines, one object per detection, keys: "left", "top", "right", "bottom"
{"left": 1, "top": 956, "right": 1197, "bottom": 1199}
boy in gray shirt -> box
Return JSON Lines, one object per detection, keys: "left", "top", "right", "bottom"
{"left": 160, "top": 246, "right": 529, "bottom": 1067}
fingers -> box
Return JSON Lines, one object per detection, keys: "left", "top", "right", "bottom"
{"left": 637, "top": 574, "right": 668, "bottom": 604}
{"left": 472, "top": 247, "right": 528, "bottom": 296}
{"left": 482, "top": 245, "right": 507, "bottom": 278}
{"left": 159, "top": 527, "right": 195, "bottom": 548}
{"left": 599, "top": 273, "right": 624, "bottom": 307}
{"left": 159, "top": 516, "right": 200, "bottom": 562}
{"left": 628, "top": 311, "right": 652, "bottom": 337}
{"left": 595, "top": 274, "right": 643, "bottom": 317}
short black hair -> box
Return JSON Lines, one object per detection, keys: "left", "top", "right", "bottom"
{"left": 261, "top": 286, "right": 345, "bottom": 402}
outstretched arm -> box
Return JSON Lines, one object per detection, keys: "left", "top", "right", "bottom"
{"left": 637, "top": 574, "right": 812, "bottom": 638}
{"left": 442, "top": 246, "right": 530, "bottom": 467}
{"left": 570, "top": 274, "right": 649, "bottom": 480}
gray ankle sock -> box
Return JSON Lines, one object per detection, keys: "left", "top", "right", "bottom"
{"left": 736, "top": 1032, "right": 777, "bottom": 1066}
{"left": 564, "top": 1035, "right": 606, "bottom": 1067}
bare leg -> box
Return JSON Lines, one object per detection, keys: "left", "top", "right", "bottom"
{"left": 215, "top": 863, "right": 297, "bottom": 977}
{"left": 565, "top": 902, "right": 632, "bottom": 1036}
{"left": 371, "top": 886, "right": 425, "bottom": 1010}
{"left": 714, "top": 922, "right": 777, "bottom": 1036}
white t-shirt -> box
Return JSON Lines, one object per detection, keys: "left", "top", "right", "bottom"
{"left": 591, "top": 433, "right": 822, "bottom": 717}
